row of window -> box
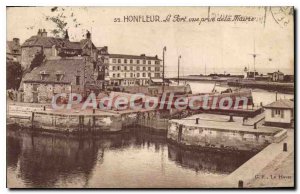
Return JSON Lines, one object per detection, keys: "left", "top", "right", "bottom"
{"left": 40, "top": 74, "right": 64, "bottom": 82}
{"left": 111, "top": 58, "right": 160, "bottom": 65}
{"left": 112, "top": 72, "right": 161, "bottom": 78}
{"left": 111, "top": 66, "right": 161, "bottom": 71}
{"left": 40, "top": 74, "right": 81, "bottom": 85}
{"left": 271, "top": 109, "right": 294, "bottom": 118}
{"left": 271, "top": 109, "right": 284, "bottom": 118}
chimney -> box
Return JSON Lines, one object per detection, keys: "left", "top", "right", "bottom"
{"left": 86, "top": 30, "right": 91, "bottom": 39}
{"left": 140, "top": 54, "right": 145, "bottom": 57}
{"left": 13, "top": 38, "right": 20, "bottom": 46}
{"left": 41, "top": 29, "right": 47, "bottom": 37}
{"left": 37, "top": 29, "right": 42, "bottom": 36}
{"left": 104, "top": 46, "right": 108, "bottom": 52}
{"left": 64, "top": 30, "right": 69, "bottom": 40}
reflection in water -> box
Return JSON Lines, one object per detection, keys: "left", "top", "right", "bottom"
{"left": 168, "top": 144, "right": 254, "bottom": 174}
{"left": 7, "top": 127, "right": 257, "bottom": 188}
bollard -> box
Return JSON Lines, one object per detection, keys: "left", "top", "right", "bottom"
{"left": 283, "top": 143, "right": 287, "bottom": 152}
{"left": 260, "top": 102, "right": 263, "bottom": 107}
{"left": 31, "top": 112, "right": 35, "bottom": 129}
{"left": 229, "top": 114, "right": 234, "bottom": 122}
{"left": 238, "top": 180, "right": 243, "bottom": 188}
{"left": 43, "top": 106, "right": 46, "bottom": 111}
{"left": 93, "top": 109, "right": 95, "bottom": 114}
{"left": 195, "top": 118, "right": 199, "bottom": 124}
{"left": 254, "top": 123, "right": 257, "bottom": 129}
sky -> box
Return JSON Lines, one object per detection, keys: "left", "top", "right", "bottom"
{"left": 7, "top": 6, "right": 294, "bottom": 77}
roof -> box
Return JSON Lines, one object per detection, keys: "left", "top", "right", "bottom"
{"left": 22, "top": 58, "right": 92, "bottom": 84}
{"left": 80, "top": 39, "right": 97, "bottom": 50}
{"left": 264, "top": 99, "right": 294, "bottom": 109}
{"left": 21, "top": 35, "right": 95, "bottom": 50}
{"left": 97, "top": 47, "right": 109, "bottom": 55}
{"left": 6, "top": 41, "right": 21, "bottom": 55}
{"left": 273, "top": 71, "right": 284, "bottom": 75}
{"left": 109, "top": 53, "right": 161, "bottom": 61}
{"left": 22, "top": 36, "right": 68, "bottom": 48}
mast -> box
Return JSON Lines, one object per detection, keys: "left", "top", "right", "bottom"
{"left": 253, "top": 39, "right": 256, "bottom": 77}
{"left": 162, "top": 46, "right": 166, "bottom": 93}
{"left": 249, "top": 39, "right": 259, "bottom": 78}
{"left": 177, "top": 55, "right": 181, "bottom": 85}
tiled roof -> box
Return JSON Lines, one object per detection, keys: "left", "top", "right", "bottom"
{"left": 97, "top": 47, "right": 109, "bottom": 55}
{"left": 23, "top": 58, "right": 92, "bottom": 84}
{"left": 22, "top": 36, "right": 67, "bottom": 48}
{"left": 264, "top": 99, "right": 294, "bottom": 109}
{"left": 62, "top": 41, "right": 82, "bottom": 50}
{"left": 21, "top": 35, "right": 94, "bottom": 50}
{"left": 80, "top": 39, "right": 97, "bottom": 50}
{"left": 109, "top": 54, "right": 161, "bottom": 60}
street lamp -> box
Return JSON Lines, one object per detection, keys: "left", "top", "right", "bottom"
{"left": 162, "top": 46, "right": 167, "bottom": 93}
{"left": 178, "top": 55, "right": 181, "bottom": 85}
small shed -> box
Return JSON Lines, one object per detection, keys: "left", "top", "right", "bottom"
{"left": 264, "top": 99, "right": 294, "bottom": 128}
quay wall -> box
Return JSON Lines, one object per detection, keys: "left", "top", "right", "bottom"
{"left": 227, "top": 81, "right": 294, "bottom": 93}
{"left": 8, "top": 111, "right": 123, "bottom": 133}
{"left": 7, "top": 103, "right": 167, "bottom": 133}
{"left": 167, "top": 120, "right": 286, "bottom": 152}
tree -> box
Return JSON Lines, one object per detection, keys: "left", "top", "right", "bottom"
{"left": 30, "top": 52, "right": 46, "bottom": 70}
{"left": 7, "top": 61, "right": 23, "bottom": 90}
{"left": 45, "top": 7, "right": 82, "bottom": 38}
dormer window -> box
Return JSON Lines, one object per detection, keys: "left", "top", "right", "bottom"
{"left": 55, "top": 71, "right": 65, "bottom": 81}
{"left": 56, "top": 74, "right": 63, "bottom": 81}
{"left": 40, "top": 71, "right": 49, "bottom": 81}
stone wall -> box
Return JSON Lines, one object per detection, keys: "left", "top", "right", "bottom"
{"left": 21, "top": 46, "right": 43, "bottom": 69}
{"left": 119, "top": 110, "right": 168, "bottom": 130}
{"left": 23, "top": 83, "right": 72, "bottom": 103}
{"left": 32, "top": 112, "right": 122, "bottom": 132}
{"left": 8, "top": 111, "right": 123, "bottom": 132}
{"left": 167, "top": 121, "right": 281, "bottom": 151}
{"left": 21, "top": 47, "right": 55, "bottom": 69}
{"left": 8, "top": 103, "right": 168, "bottom": 133}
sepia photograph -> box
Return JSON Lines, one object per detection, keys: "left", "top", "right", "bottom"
{"left": 6, "top": 6, "right": 294, "bottom": 188}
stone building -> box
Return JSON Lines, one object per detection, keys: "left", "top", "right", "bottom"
{"left": 97, "top": 46, "right": 110, "bottom": 84}
{"left": 6, "top": 38, "right": 21, "bottom": 62}
{"left": 267, "top": 70, "right": 285, "bottom": 82}
{"left": 22, "top": 57, "right": 96, "bottom": 103}
{"left": 264, "top": 99, "right": 294, "bottom": 128}
{"left": 21, "top": 29, "right": 98, "bottom": 70}
{"left": 106, "top": 53, "right": 163, "bottom": 86}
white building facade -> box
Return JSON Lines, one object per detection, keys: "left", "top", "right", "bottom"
{"left": 264, "top": 99, "right": 294, "bottom": 128}
{"left": 106, "top": 54, "right": 163, "bottom": 86}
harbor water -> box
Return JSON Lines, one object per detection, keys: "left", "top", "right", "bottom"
{"left": 7, "top": 127, "right": 256, "bottom": 188}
